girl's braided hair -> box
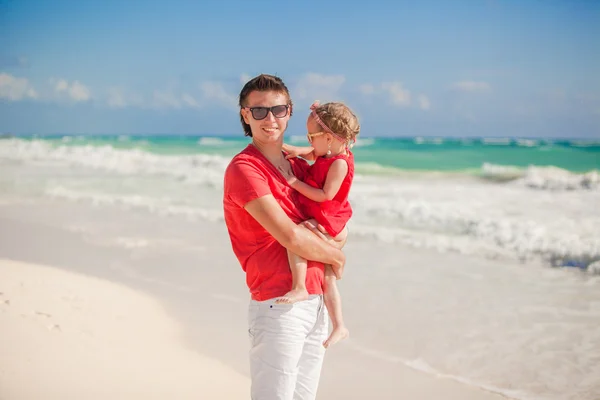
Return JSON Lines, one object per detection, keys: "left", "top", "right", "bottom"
{"left": 313, "top": 102, "right": 360, "bottom": 144}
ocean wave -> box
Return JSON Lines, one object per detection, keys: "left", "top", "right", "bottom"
{"left": 197, "top": 137, "right": 226, "bottom": 146}
{"left": 570, "top": 140, "right": 600, "bottom": 148}
{"left": 414, "top": 137, "right": 444, "bottom": 145}
{"left": 520, "top": 166, "right": 599, "bottom": 190}
{"left": 0, "top": 138, "right": 230, "bottom": 188}
{"left": 354, "top": 162, "right": 406, "bottom": 175}
{"left": 350, "top": 181, "right": 600, "bottom": 268}
{"left": 480, "top": 163, "right": 524, "bottom": 182}
{"left": 46, "top": 186, "right": 224, "bottom": 222}
{"left": 481, "top": 163, "right": 599, "bottom": 190}
{"left": 482, "top": 137, "right": 512, "bottom": 145}
{"left": 354, "top": 137, "right": 375, "bottom": 147}
{"left": 515, "top": 139, "right": 538, "bottom": 147}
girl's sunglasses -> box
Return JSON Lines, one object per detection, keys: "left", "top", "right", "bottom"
{"left": 243, "top": 105, "right": 289, "bottom": 120}
{"left": 306, "top": 131, "right": 325, "bottom": 143}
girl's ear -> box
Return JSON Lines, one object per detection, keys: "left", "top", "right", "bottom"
{"left": 326, "top": 134, "right": 334, "bottom": 145}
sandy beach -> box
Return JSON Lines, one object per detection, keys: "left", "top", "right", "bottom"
{"left": 0, "top": 201, "right": 512, "bottom": 400}
{"left": 0, "top": 258, "right": 250, "bottom": 400}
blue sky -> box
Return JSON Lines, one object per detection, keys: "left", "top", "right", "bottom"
{"left": 1, "top": 0, "right": 599, "bottom": 138}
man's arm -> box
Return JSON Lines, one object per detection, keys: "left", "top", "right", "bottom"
{"left": 244, "top": 194, "right": 345, "bottom": 278}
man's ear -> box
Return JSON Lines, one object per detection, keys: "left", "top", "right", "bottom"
{"left": 241, "top": 109, "right": 250, "bottom": 124}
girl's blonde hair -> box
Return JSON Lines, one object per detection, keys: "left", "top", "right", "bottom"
{"left": 313, "top": 102, "right": 360, "bottom": 144}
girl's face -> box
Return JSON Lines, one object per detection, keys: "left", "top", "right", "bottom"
{"left": 241, "top": 90, "right": 290, "bottom": 145}
{"left": 306, "top": 115, "right": 332, "bottom": 157}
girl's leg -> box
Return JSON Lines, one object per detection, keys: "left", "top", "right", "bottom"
{"left": 275, "top": 249, "right": 309, "bottom": 304}
{"left": 322, "top": 265, "right": 349, "bottom": 348}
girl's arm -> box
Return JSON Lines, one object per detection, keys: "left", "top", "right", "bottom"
{"left": 288, "top": 159, "right": 348, "bottom": 203}
{"left": 244, "top": 194, "right": 345, "bottom": 278}
{"left": 282, "top": 143, "right": 316, "bottom": 161}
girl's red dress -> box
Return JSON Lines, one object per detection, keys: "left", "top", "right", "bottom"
{"left": 298, "top": 152, "right": 354, "bottom": 237}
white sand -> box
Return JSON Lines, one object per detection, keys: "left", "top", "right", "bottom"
{"left": 0, "top": 258, "right": 250, "bottom": 400}
{"left": 0, "top": 202, "right": 514, "bottom": 399}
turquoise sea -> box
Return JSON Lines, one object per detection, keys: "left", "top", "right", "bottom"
{"left": 12, "top": 134, "right": 599, "bottom": 175}
{"left": 1, "top": 134, "right": 599, "bottom": 269}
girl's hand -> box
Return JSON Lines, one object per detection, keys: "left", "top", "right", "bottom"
{"left": 282, "top": 143, "right": 301, "bottom": 159}
{"left": 278, "top": 163, "right": 298, "bottom": 186}
{"left": 283, "top": 143, "right": 315, "bottom": 161}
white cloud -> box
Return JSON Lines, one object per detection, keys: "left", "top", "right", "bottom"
{"left": 107, "top": 87, "right": 127, "bottom": 108}
{"left": 181, "top": 93, "right": 201, "bottom": 109}
{"left": 418, "top": 94, "right": 431, "bottom": 110}
{"left": 152, "top": 90, "right": 183, "bottom": 109}
{"left": 107, "top": 81, "right": 231, "bottom": 110}
{"left": 200, "top": 81, "right": 237, "bottom": 107}
{"left": 55, "top": 79, "right": 69, "bottom": 92}
{"left": 358, "top": 84, "right": 375, "bottom": 95}
{"left": 381, "top": 82, "right": 411, "bottom": 107}
{"left": 0, "top": 73, "right": 38, "bottom": 100}
{"left": 295, "top": 73, "right": 345, "bottom": 101}
{"left": 69, "top": 81, "right": 91, "bottom": 101}
{"left": 107, "top": 87, "right": 144, "bottom": 108}
{"left": 52, "top": 78, "right": 91, "bottom": 101}
{"left": 451, "top": 81, "right": 491, "bottom": 92}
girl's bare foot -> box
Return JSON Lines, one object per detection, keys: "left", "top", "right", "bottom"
{"left": 323, "top": 325, "right": 349, "bottom": 348}
{"left": 275, "top": 288, "right": 309, "bottom": 304}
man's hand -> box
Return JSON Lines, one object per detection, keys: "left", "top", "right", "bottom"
{"left": 302, "top": 220, "right": 347, "bottom": 249}
{"left": 303, "top": 220, "right": 346, "bottom": 279}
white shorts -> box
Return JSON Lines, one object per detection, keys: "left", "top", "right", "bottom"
{"left": 248, "top": 294, "right": 329, "bottom": 400}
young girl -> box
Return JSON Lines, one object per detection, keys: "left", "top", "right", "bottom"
{"left": 277, "top": 101, "right": 359, "bottom": 348}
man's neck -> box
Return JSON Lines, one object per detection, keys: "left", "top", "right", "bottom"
{"left": 251, "top": 140, "right": 286, "bottom": 166}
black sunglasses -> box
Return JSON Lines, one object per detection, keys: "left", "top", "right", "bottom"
{"left": 243, "top": 105, "right": 289, "bottom": 120}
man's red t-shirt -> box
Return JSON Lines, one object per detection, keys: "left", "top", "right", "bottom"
{"left": 223, "top": 144, "right": 325, "bottom": 301}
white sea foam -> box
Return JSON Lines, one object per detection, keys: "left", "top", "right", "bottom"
{"left": 482, "top": 137, "right": 512, "bottom": 145}
{"left": 197, "top": 137, "right": 226, "bottom": 146}
{"left": 46, "top": 185, "right": 224, "bottom": 222}
{"left": 0, "top": 138, "right": 230, "bottom": 188}
{"left": 481, "top": 162, "right": 524, "bottom": 181}
{"left": 516, "top": 138, "right": 538, "bottom": 147}
{"left": 2, "top": 138, "right": 598, "bottom": 269}
{"left": 519, "top": 166, "right": 599, "bottom": 190}
{"left": 350, "top": 175, "right": 600, "bottom": 266}
{"left": 353, "top": 137, "right": 375, "bottom": 147}
{"left": 570, "top": 140, "right": 600, "bottom": 147}
{"left": 414, "top": 137, "right": 444, "bottom": 145}
{"left": 481, "top": 163, "right": 599, "bottom": 190}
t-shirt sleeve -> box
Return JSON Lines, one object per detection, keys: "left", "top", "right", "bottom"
{"left": 224, "top": 158, "right": 271, "bottom": 208}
